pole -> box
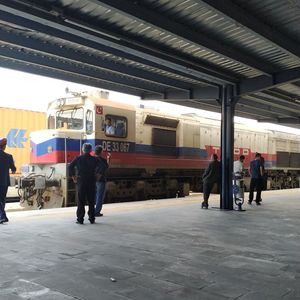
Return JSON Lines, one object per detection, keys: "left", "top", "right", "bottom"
{"left": 220, "top": 84, "right": 235, "bottom": 209}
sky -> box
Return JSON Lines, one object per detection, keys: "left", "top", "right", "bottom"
{"left": 0, "top": 67, "right": 300, "bottom": 135}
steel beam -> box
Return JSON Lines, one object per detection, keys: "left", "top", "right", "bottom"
{"left": 199, "top": 0, "right": 300, "bottom": 60}
{"left": 265, "top": 88, "right": 300, "bottom": 102}
{"left": 0, "top": 28, "right": 193, "bottom": 92}
{"left": 241, "top": 95, "right": 300, "bottom": 115}
{"left": 258, "top": 117, "right": 300, "bottom": 125}
{"left": 0, "top": 1, "right": 230, "bottom": 85}
{"left": 89, "top": 0, "right": 273, "bottom": 75}
{"left": 0, "top": 44, "right": 165, "bottom": 94}
{"left": 239, "top": 67, "right": 300, "bottom": 95}
{"left": 141, "top": 87, "right": 219, "bottom": 100}
{"left": 0, "top": 59, "right": 143, "bottom": 96}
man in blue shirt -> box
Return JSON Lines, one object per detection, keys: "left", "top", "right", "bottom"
{"left": 248, "top": 152, "right": 263, "bottom": 205}
{"left": 0, "top": 138, "right": 16, "bottom": 224}
{"left": 94, "top": 145, "right": 111, "bottom": 217}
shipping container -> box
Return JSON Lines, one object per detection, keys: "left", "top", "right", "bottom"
{"left": 0, "top": 107, "right": 46, "bottom": 174}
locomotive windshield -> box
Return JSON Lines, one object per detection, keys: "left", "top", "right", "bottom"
{"left": 56, "top": 108, "right": 84, "bottom": 130}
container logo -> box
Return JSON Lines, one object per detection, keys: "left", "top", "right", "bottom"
{"left": 6, "top": 129, "right": 28, "bottom": 148}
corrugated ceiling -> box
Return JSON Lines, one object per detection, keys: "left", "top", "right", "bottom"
{"left": 0, "top": 0, "right": 299, "bottom": 127}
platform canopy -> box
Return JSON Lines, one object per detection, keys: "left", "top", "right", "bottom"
{"left": 0, "top": 0, "right": 300, "bottom": 127}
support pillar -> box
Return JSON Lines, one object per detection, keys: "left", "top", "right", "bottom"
{"left": 220, "top": 85, "right": 235, "bottom": 210}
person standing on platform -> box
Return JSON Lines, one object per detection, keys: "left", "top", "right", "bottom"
{"left": 0, "top": 138, "right": 16, "bottom": 224}
{"left": 202, "top": 153, "right": 221, "bottom": 209}
{"left": 94, "top": 145, "right": 111, "bottom": 217}
{"left": 233, "top": 155, "right": 245, "bottom": 202}
{"left": 248, "top": 152, "right": 263, "bottom": 205}
{"left": 259, "top": 156, "right": 267, "bottom": 203}
{"left": 69, "top": 143, "right": 97, "bottom": 224}
{"left": 234, "top": 155, "right": 245, "bottom": 176}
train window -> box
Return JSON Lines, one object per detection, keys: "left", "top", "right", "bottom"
{"left": 86, "top": 110, "right": 93, "bottom": 134}
{"left": 103, "top": 115, "right": 127, "bottom": 138}
{"left": 56, "top": 108, "right": 83, "bottom": 130}
{"left": 152, "top": 128, "right": 176, "bottom": 147}
{"left": 277, "top": 151, "right": 290, "bottom": 167}
{"left": 48, "top": 115, "right": 55, "bottom": 129}
{"left": 290, "top": 152, "right": 300, "bottom": 167}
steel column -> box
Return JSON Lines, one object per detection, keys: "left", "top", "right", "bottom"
{"left": 220, "top": 85, "right": 235, "bottom": 210}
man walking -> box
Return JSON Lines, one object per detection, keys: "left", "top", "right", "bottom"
{"left": 202, "top": 154, "right": 221, "bottom": 209}
{"left": 94, "top": 145, "right": 111, "bottom": 217}
{"left": 69, "top": 143, "right": 97, "bottom": 224}
{"left": 248, "top": 152, "right": 263, "bottom": 205}
{"left": 0, "top": 138, "right": 16, "bottom": 224}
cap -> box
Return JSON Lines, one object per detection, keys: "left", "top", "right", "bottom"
{"left": 0, "top": 138, "right": 7, "bottom": 146}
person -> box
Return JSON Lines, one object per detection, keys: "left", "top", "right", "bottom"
{"left": 248, "top": 152, "right": 263, "bottom": 205}
{"left": 0, "top": 138, "right": 16, "bottom": 224}
{"left": 104, "top": 117, "right": 115, "bottom": 135}
{"left": 233, "top": 155, "right": 245, "bottom": 203}
{"left": 69, "top": 143, "right": 98, "bottom": 224}
{"left": 259, "top": 156, "right": 267, "bottom": 202}
{"left": 233, "top": 155, "right": 245, "bottom": 176}
{"left": 115, "top": 122, "right": 125, "bottom": 137}
{"left": 94, "top": 145, "right": 111, "bottom": 217}
{"left": 202, "top": 153, "right": 221, "bottom": 209}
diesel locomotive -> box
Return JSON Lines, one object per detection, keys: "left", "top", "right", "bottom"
{"left": 18, "top": 91, "right": 300, "bottom": 209}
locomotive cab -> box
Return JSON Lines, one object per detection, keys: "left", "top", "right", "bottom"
{"left": 19, "top": 91, "right": 136, "bottom": 209}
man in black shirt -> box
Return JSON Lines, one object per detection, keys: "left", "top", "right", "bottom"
{"left": 202, "top": 154, "right": 221, "bottom": 209}
{"left": 0, "top": 138, "right": 16, "bottom": 224}
{"left": 69, "top": 143, "right": 97, "bottom": 224}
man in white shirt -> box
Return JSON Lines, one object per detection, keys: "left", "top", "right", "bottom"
{"left": 234, "top": 155, "right": 245, "bottom": 176}
{"left": 233, "top": 155, "right": 245, "bottom": 203}
{"left": 105, "top": 117, "right": 115, "bottom": 135}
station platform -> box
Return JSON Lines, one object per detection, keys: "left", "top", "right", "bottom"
{"left": 1, "top": 189, "right": 300, "bottom": 300}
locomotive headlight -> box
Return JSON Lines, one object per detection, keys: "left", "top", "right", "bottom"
{"left": 47, "top": 146, "right": 53, "bottom": 153}
{"left": 55, "top": 98, "right": 65, "bottom": 108}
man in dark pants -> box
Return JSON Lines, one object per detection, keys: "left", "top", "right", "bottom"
{"left": 202, "top": 154, "right": 221, "bottom": 209}
{"left": 248, "top": 152, "right": 263, "bottom": 205}
{"left": 94, "top": 145, "right": 111, "bottom": 217}
{"left": 0, "top": 138, "right": 16, "bottom": 224}
{"left": 69, "top": 143, "right": 97, "bottom": 224}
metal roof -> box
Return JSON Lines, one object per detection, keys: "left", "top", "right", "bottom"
{"left": 0, "top": 0, "right": 300, "bottom": 127}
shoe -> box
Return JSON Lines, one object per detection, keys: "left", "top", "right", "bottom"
{"left": 95, "top": 213, "right": 103, "bottom": 217}
{"left": 76, "top": 220, "right": 84, "bottom": 224}
{"left": 248, "top": 201, "right": 252, "bottom": 205}
{"left": 256, "top": 202, "right": 261, "bottom": 206}
{"left": 0, "top": 219, "right": 5, "bottom": 224}
{"left": 3, "top": 218, "right": 9, "bottom": 223}
{"left": 89, "top": 219, "right": 95, "bottom": 224}
{"left": 201, "top": 202, "right": 208, "bottom": 209}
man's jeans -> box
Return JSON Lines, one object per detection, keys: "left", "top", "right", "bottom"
{"left": 95, "top": 181, "right": 105, "bottom": 214}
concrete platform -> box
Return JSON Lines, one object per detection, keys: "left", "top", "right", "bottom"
{"left": 1, "top": 189, "right": 300, "bottom": 300}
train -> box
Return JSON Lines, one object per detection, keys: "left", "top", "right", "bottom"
{"left": 17, "top": 90, "right": 300, "bottom": 209}
{"left": 0, "top": 107, "right": 46, "bottom": 174}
